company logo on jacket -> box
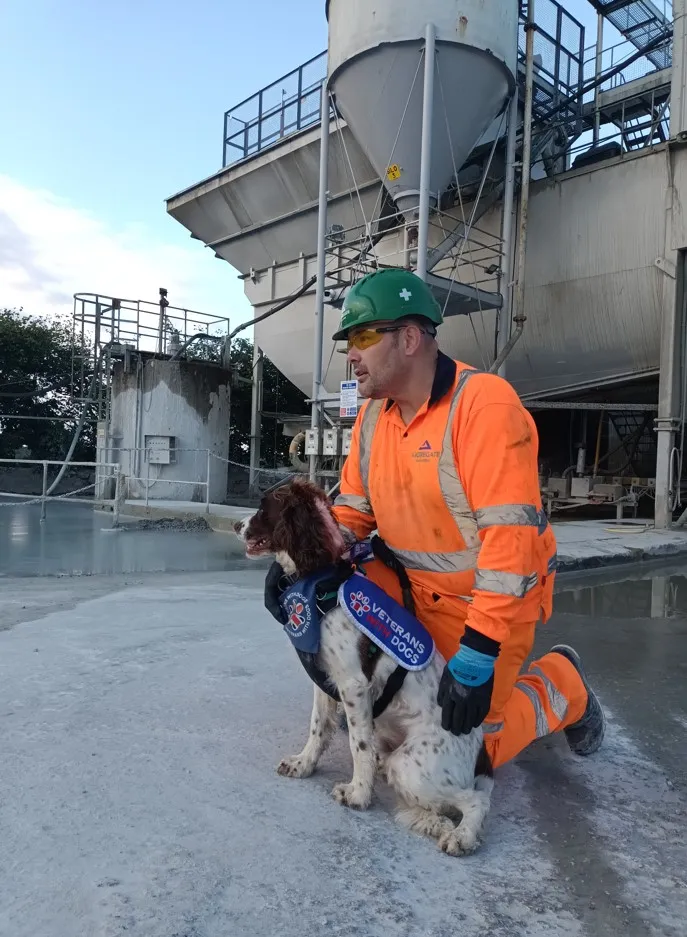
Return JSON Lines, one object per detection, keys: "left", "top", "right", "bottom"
{"left": 413, "top": 439, "right": 439, "bottom": 461}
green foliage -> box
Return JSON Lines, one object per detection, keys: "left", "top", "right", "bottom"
{"left": 0, "top": 308, "right": 96, "bottom": 460}
{"left": 228, "top": 337, "right": 307, "bottom": 467}
{"left": 0, "top": 310, "right": 307, "bottom": 470}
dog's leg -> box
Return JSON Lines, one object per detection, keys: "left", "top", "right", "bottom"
{"left": 277, "top": 686, "right": 338, "bottom": 779}
{"left": 396, "top": 804, "right": 457, "bottom": 842}
{"left": 437, "top": 782, "right": 493, "bottom": 856}
{"left": 331, "top": 679, "right": 376, "bottom": 810}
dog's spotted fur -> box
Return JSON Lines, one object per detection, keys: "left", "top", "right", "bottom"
{"left": 235, "top": 478, "right": 493, "bottom": 855}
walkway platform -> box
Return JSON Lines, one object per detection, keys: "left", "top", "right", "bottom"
{"left": 106, "top": 499, "right": 687, "bottom": 574}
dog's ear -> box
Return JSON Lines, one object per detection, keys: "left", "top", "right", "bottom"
{"left": 272, "top": 483, "right": 338, "bottom": 573}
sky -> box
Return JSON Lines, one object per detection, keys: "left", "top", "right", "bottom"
{"left": 0, "top": 0, "right": 607, "bottom": 329}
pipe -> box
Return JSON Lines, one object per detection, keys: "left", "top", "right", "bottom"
{"left": 249, "top": 344, "right": 264, "bottom": 497}
{"left": 416, "top": 23, "right": 436, "bottom": 282}
{"left": 46, "top": 340, "right": 112, "bottom": 496}
{"left": 490, "top": 0, "right": 535, "bottom": 375}
{"left": 310, "top": 81, "right": 330, "bottom": 483}
{"left": 593, "top": 411, "right": 605, "bottom": 477}
{"left": 157, "top": 288, "right": 168, "bottom": 354}
{"left": 495, "top": 87, "right": 519, "bottom": 377}
{"left": 593, "top": 13, "right": 604, "bottom": 146}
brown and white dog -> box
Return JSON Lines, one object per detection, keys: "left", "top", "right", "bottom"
{"left": 235, "top": 478, "right": 493, "bottom": 856}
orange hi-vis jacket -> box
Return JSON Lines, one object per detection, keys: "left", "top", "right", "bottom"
{"left": 331, "top": 353, "right": 557, "bottom": 661}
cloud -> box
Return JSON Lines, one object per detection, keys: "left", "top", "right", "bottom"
{"left": 0, "top": 175, "right": 251, "bottom": 330}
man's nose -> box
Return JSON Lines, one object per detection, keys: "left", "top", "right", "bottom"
{"left": 347, "top": 345, "right": 360, "bottom": 365}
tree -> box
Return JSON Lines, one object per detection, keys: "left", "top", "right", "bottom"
{"left": 228, "top": 337, "right": 307, "bottom": 467}
{"left": 0, "top": 310, "right": 307, "bottom": 471}
{"left": 0, "top": 308, "right": 95, "bottom": 460}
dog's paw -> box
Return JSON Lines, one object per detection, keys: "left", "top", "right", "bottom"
{"left": 438, "top": 825, "right": 480, "bottom": 857}
{"left": 277, "top": 756, "right": 313, "bottom": 779}
{"left": 331, "top": 782, "right": 371, "bottom": 810}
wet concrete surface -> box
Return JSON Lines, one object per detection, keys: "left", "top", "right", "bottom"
{"left": 0, "top": 507, "right": 686, "bottom": 935}
{"left": 0, "top": 498, "right": 248, "bottom": 578}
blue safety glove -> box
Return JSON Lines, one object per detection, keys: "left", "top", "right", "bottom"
{"left": 437, "top": 626, "right": 500, "bottom": 736}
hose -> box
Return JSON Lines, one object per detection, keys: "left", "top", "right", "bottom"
{"left": 46, "top": 342, "right": 111, "bottom": 496}
{"left": 289, "top": 432, "right": 309, "bottom": 472}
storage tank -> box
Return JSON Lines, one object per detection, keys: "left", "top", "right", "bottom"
{"left": 326, "top": 0, "right": 519, "bottom": 219}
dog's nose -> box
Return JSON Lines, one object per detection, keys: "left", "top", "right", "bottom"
{"left": 233, "top": 520, "right": 243, "bottom": 534}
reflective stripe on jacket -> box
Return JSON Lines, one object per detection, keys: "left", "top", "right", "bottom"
{"left": 331, "top": 353, "right": 557, "bottom": 646}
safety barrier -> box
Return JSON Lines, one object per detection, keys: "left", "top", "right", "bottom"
{"left": 0, "top": 458, "right": 122, "bottom": 525}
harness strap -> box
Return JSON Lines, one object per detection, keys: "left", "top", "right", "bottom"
{"left": 372, "top": 664, "right": 408, "bottom": 718}
{"left": 289, "top": 536, "right": 418, "bottom": 719}
{"left": 371, "top": 535, "right": 416, "bottom": 615}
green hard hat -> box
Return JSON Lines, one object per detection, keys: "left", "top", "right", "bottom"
{"left": 332, "top": 268, "right": 443, "bottom": 341}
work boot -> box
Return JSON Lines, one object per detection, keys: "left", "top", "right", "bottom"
{"left": 550, "top": 644, "right": 606, "bottom": 756}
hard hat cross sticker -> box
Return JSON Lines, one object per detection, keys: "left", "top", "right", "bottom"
{"left": 399, "top": 288, "right": 412, "bottom": 301}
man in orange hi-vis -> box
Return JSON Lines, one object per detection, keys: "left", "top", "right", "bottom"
{"left": 328, "top": 268, "right": 605, "bottom": 769}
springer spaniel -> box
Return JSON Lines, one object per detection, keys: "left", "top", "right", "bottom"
{"left": 235, "top": 478, "right": 493, "bottom": 856}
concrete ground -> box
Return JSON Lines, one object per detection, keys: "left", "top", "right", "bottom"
{"left": 1, "top": 552, "right": 686, "bottom": 937}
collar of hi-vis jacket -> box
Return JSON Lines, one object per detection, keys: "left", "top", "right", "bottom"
{"left": 354, "top": 356, "right": 555, "bottom": 599}
{"left": 384, "top": 351, "right": 457, "bottom": 414}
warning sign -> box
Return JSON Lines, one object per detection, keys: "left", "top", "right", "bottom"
{"left": 386, "top": 164, "right": 402, "bottom": 181}
{"left": 340, "top": 380, "right": 358, "bottom": 418}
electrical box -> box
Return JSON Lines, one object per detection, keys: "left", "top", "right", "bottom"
{"left": 342, "top": 428, "right": 353, "bottom": 456}
{"left": 545, "top": 476, "right": 571, "bottom": 498}
{"left": 305, "top": 429, "right": 319, "bottom": 456}
{"left": 570, "top": 476, "right": 602, "bottom": 499}
{"left": 590, "top": 483, "right": 624, "bottom": 501}
{"left": 323, "top": 428, "right": 339, "bottom": 456}
{"left": 145, "top": 435, "right": 176, "bottom": 464}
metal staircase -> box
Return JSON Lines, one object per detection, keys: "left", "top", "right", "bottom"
{"left": 588, "top": 1, "right": 673, "bottom": 71}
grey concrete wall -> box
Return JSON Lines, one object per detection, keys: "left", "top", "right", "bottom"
{"left": 110, "top": 357, "right": 231, "bottom": 503}
{"left": 245, "top": 146, "right": 674, "bottom": 399}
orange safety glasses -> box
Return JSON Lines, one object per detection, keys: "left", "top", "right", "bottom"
{"left": 346, "top": 326, "right": 404, "bottom": 351}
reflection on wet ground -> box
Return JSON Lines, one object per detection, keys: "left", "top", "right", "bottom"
{"left": 0, "top": 498, "right": 248, "bottom": 577}
{"left": 555, "top": 569, "right": 687, "bottom": 619}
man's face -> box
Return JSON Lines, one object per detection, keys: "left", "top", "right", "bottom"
{"left": 345, "top": 321, "right": 407, "bottom": 399}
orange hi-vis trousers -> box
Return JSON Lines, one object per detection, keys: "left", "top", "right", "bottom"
{"left": 363, "top": 559, "right": 588, "bottom": 769}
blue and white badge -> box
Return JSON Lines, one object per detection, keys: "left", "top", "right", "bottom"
{"left": 280, "top": 582, "right": 322, "bottom": 655}
{"left": 338, "top": 571, "right": 434, "bottom": 671}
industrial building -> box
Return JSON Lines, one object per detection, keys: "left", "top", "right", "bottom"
{"left": 163, "top": 0, "right": 686, "bottom": 526}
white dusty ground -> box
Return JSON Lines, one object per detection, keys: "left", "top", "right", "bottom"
{"left": 1, "top": 568, "right": 686, "bottom": 937}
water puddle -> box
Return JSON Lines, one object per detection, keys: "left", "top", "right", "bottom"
{"left": 0, "top": 498, "right": 248, "bottom": 578}
{"left": 555, "top": 568, "right": 687, "bottom": 619}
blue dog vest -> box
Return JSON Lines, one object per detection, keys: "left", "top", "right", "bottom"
{"left": 279, "top": 566, "right": 340, "bottom": 655}
{"left": 279, "top": 567, "right": 434, "bottom": 672}
{"left": 338, "top": 571, "right": 434, "bottom": 671}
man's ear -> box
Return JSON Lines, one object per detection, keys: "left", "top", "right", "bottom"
{"left": 402, "top": 323, "right": 425, "bottom": 355}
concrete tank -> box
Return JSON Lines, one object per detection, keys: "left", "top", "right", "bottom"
{"left": 108, "top": 356, "right": 231, "bottom": 504}
{"left": 326, "top": 0, "right": 518, "bottom": 219}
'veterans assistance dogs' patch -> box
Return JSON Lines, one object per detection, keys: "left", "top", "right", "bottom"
{"left": 338, "top": 571, "right": 434, "bottom": 671}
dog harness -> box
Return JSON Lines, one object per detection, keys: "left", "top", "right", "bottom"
{"left": 277, "top": 537, "right": 434, "bottom": 718}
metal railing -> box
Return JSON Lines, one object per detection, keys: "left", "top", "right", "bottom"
{"left": 223, "top": 52, "right": 328, "bottom": 166}
{"left": 583, "top": 36, "right": 671, "bottom": 95}
{"left": 520, "top": 0, "right": 585, "bottom": 126}
{"left": 221, "top": 0, "right": 585, "bottom": 167}
{"left": 116, "top": 447, "right": 212, "bottom": 513}
{"left": 0, "top": 458, "right": 122, "bottom": 526}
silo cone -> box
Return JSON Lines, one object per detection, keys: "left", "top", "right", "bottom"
{"left": 327, "top": 0, "right": 519, "bottom": 221}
